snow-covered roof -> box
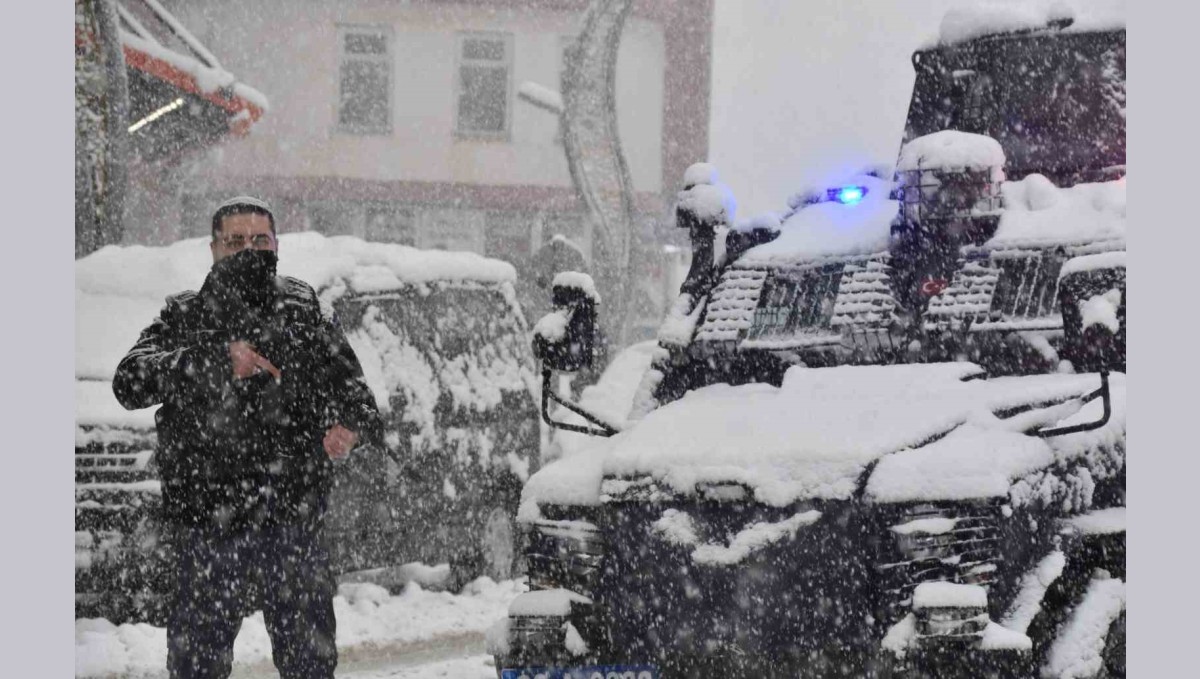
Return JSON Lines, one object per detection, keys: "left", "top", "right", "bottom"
{"left": 691, "top": 171, "right": 1124, "bottom": 345}
{"left": 113, "top": 0, "right": 269, "bottom": 129}
{"left": 737, "top": 174, "right": 897, "bottom": 266}
{"left": 76, "top": 234, "right": 519, "bottom": 426}
{"left": 929, "top": 0, "right": 1126, "bottom": 48}
{"left": 519, "top": 363, "right": 1125, "bottom": 517}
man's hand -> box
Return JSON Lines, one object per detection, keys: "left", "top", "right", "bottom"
{"left": 229, "top": 340, "right": 281, "bottom": 381}
{"left": 323, "top": 424, "right": 359, "bottom": 460}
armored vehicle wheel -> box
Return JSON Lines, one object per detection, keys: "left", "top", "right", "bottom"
{"left": 449, "top": 505, "right": 520, "bottom": 591}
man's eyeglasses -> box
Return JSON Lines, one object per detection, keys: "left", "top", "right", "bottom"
{"left": 216, "top": 234, "right": 276, "bottom": 250}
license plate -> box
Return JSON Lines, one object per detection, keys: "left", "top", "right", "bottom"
{"left": 500, "top": 665, "right": 659, "bottom": 679}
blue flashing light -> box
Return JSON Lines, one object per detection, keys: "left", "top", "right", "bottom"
{"left": 834, "top": 185, "right": 867, "bottom": 205}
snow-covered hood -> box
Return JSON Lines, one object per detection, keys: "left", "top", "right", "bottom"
{"left": 519, "top": 363, "right": 1125, "bottom": 518}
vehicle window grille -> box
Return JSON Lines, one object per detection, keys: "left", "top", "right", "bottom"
{"left": 873, "top": 502, "right": 1003, "bottom": 626}
{"left": 747, "top": 264, "right": 844, "bottom": 340}
{"left": 989, "top": 254, "right": 1065, "bottom": 320}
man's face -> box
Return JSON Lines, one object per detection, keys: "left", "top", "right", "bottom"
{"left": 211, "top": 212, "right": 277, "bottom": 264}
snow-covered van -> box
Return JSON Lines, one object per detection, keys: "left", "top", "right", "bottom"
{"left": 493, "top": 7, "right": 1125, "bottom": 679}
{"left": 75, "top": 233, "right": 540, "bottom": 622}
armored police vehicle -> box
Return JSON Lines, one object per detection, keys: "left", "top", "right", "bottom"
{"left": 493, "top": 7, "right": 1125, "bottom": 679}
{"left": 75, "top": 233, "right": 540, "bottom": 622}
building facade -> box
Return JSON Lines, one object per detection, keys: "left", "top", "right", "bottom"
{"left": 132, "top": 0, "right": 711, "bottom": 339}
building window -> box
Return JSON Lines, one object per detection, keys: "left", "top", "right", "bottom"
{"left": 456, "top": 32, "right": 512, "bottom": 137}
{"left": 366, "top": 205, "right": 415, "bottom": 245}
{"left": 338, "top": 25, "right": 392, "bottom": 134}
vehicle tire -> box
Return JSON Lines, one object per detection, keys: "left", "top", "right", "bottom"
{"left": 449, "top": 505, "right": 519, "bottom": 591}
{"left": 479, "top": 506, "right": 517, "bottom": 580}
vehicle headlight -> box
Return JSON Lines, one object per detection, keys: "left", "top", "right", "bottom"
{"left": 875, "top": 502, "right": 1002, "bottom": 626}
{"left": 911, "top": 582, "right": 990, "bottom": 640}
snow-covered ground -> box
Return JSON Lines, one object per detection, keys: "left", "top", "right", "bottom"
{"left": 76, "top": 577, "right": 525, "bottom": 679}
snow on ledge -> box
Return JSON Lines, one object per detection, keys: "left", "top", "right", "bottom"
{"left": 507, "top": 589, "right": 592, "bottom": 617}
{"left": 897, "top": 130, "right": 1006, "bottom": 172}
{"left": 1042, "top": 576, "right": 1125, "bottom": 679}
{"left": 912, "top": 581, "right": 988, "bottom": 610}
{"left": 1063, "top": 507, "right": 1126, "bottom": 536}
{"left": 552, "top": 271, "right": 600, "bottom": 303}
{"left": 532, "top": 309, "right": 569, "bottom": 343}
{"left": 683, "top": 162, "right": 719, "bottom": 187}
{"left": 930, "top": 1, "right": 1125, "bottom": 48}
{"left": 1060, "top": 251, "right": 1126, "bottom": 279}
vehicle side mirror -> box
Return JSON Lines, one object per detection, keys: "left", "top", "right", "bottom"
{"left": 1058, "top": 262, "right": 1125, "bottom": 374}
{"left": 530, "top": 272, "right": 617, "bottom": 437}
{"left": 1032, "top": 260, "right": 1124, "bottom": 439}
{"left": 532, "top": 273, "right": 599, "bottom": 373}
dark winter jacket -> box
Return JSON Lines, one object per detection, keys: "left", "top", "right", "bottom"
{"left": 113, "top": 273, "right": 383, "bottom": 529}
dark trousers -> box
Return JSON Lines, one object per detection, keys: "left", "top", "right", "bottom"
{"left": 166, "top": 523, "right": 338, "bottom": 679}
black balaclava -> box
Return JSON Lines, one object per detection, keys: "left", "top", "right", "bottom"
{"left": 207, "top": 248, "right": 280, "bottom": 314}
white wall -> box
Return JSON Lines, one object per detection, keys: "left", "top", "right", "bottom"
{"left": 169, "top": 0, "right": 665, "bottom": 192}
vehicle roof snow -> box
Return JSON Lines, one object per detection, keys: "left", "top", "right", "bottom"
{"left": 930, "top": 0, "right": 1125, "bottom": 48}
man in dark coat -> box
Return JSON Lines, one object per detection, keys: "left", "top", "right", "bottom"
{"left": 113, "top": 196, "right": 383, "bottom": 679}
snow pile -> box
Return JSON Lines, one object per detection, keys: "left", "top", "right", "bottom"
{"left": 738, "top": 175, "right": 897, "bottom": 264}
{"left": 657, "top": 292, "right": 706, "bottom": 348}
{"left": 1063, "top": 507, "right": 1125, "bottom": 536}
{"left": 677, "top": 162, "right": 737, "bottom": 224}
{"left": 912, "top": 581, "right": 988, "bottom": 610}
{"left": 1060, "top": 251, "right": 1126, "bottom": 278}
{"left": 563, "top": 622, "right": 589, "bottom": 656}
{"left": 881, "top": 614, "right": 918, "bottom": 656}
{"left": 119, "top": 31, "right": 270, "bottom": 112}
{"left": 868, "top": 371, "right": 1125, "bottom": 508}
{"left": 991, "top": 176, "right": 1125, "bottom": 246}
{"left": 978, "top": 622, "right": 1033, "bottom": 651}
{"left": 933, "top": 1, "right": 1125, "bottom": 47}
{"left": 532, "top": 309, "right": 570, "bottom": 343}
{"left": 891, "top": 517, "right": 957, "bottom": 536}
{"left": 507, "top": 588, "right": 591, "bottom": 617}
{"left": 517, "top": 81, "right": 564, "bottom": 113}
{"left": 652, "top": 508, "right": 823, "bottom": 566}
{"left": 75, "top": 577, "right": 525, "bottom": 678}
{"left": 677, "top": 183, "right": 736, "bottom": 224}
{"left": 551, "top": 271, "right": 600, "bottom": 303}
{"left": 1002, "top": 551, "right": 1067, "bottom": 633}
{"left": 1042, "top": 576, "right": 1125, "bottom": 679}
{"left": 1080, "top": 289, "right": 1123, "bottom": 333}
{"left": 522, "top": 363, "right": 1126, "bottom": 515}
{"left": 684, "top": 162, "right": 720, "bottom": 187}
{"left": 896, "top": 131, "right": 1006, "bottom": 173}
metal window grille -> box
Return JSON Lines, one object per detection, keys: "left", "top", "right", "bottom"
{"left": 747, "top": 265, "right": 844, "bottom": 339}
{"left": 895, "top": 165, "right": 1003, "bottom": 230}
{"left": 989, "top": 253, "right": 1067, "bottom": 320}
